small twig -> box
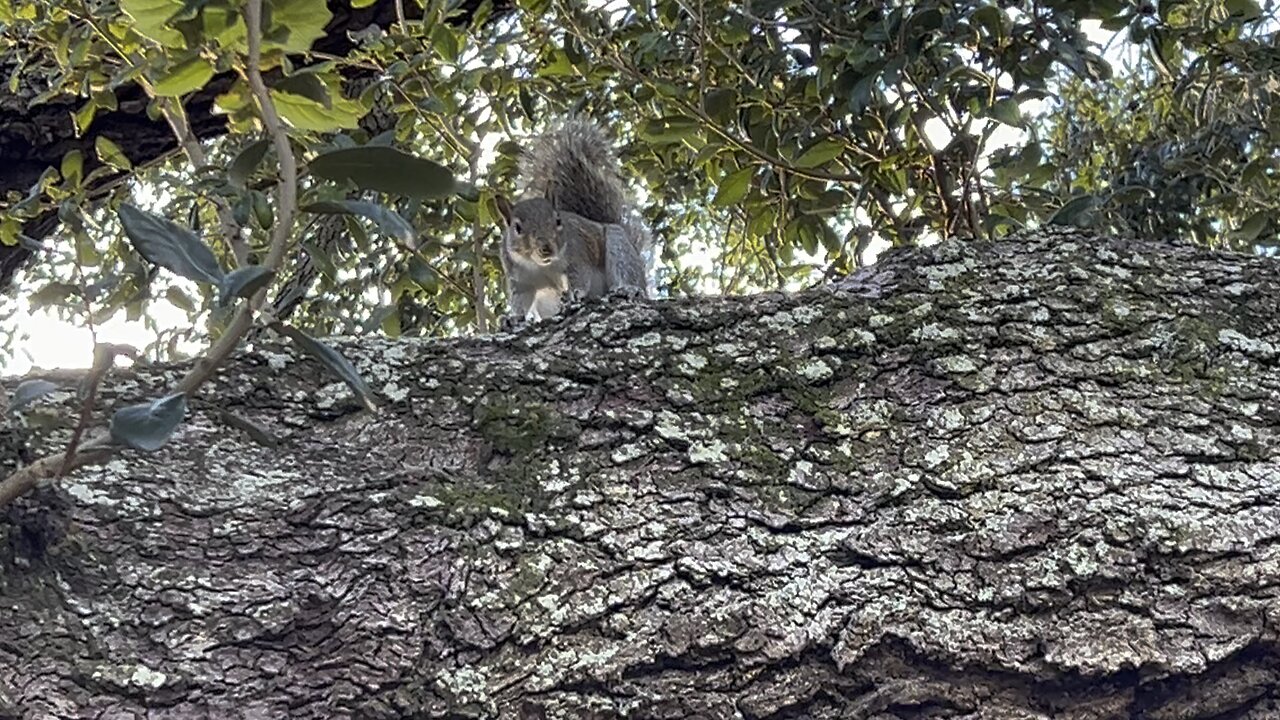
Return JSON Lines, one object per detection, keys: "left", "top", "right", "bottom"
{"left": 159, "top": 99, "right": 250, "bottom": 266}
{"left": 60, "top": 343, "right": 138, "bottom": 475}
{"left": 0, "top": 0, "right": 300, "bottom": 508}
{"left": 467, "top": 153, "right": 490, "bottom": 334}
{"left": 216, "top": 408, "right": 279, "bottom": 448}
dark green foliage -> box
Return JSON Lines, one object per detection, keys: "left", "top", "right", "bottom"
{"left": 307, "top": 147, "right": 455, "bottom": 200}
{"left": 1, "top": 0, "right": 1277, "bottom": 366}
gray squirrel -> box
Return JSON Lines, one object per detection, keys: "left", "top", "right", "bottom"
{"left": 495, "top": 117, "right": 651, "bottom": 327}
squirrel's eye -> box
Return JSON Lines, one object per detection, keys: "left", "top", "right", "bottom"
{"left": 555, "top": 217, "right": 562, "bottom": 230}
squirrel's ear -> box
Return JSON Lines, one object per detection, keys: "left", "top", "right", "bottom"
{"left": 494, "top": 194, "right": 514, "bottom": 227}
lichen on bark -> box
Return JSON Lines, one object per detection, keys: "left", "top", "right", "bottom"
{"left": 2, "top": 227, "right": 1279, "bottom": 718}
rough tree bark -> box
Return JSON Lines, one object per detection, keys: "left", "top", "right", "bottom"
{"left": 0, "top": 0, "right": 512, "bottom": 290}
{"left": 1, "top": 227, "right": 1279, "bottom": 719}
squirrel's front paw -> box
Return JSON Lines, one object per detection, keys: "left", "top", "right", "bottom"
{"left": 562, "top": 288, "right": 589, "bottom": 311}
{"left": 499, "top": 314, "right": 526, "bottom": 332}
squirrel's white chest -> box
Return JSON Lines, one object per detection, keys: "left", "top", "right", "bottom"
{"left": 525, "top": 287, "right": 564, "bottom": 321}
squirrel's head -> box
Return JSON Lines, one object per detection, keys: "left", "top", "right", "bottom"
{"left": 496, "top": 194, "right": 564, "bottom": 266}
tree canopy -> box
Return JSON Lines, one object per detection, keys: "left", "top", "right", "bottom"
{"left": 0, "top": 0, "right": 1277, "bottom": 367}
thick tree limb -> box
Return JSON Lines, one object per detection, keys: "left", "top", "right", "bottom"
{"left": 2, "top": 228, "right": 1279, "bottom": 717}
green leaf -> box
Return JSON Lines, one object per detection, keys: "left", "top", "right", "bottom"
{"left": 228, "top": 138, "right": 270, "bottom": 188}
{"left": 250, "top": 190, "right": 273, "bottom": 228}
{"left": 271, "top": 89, "right": 364, "bottom": 132}
{"left": 264, "top": 0, "right": 332, "bottom": 52}
{"left": 987, "top": 98, "right": 1024, "bottom": 128}
{"left": 61, "top": 150, "right": 84, "bottom": 187}
{"left": 117, "top": 204, "right": 225, "bottom": 285}
{"left": 196, "top": 0, "right": 332, "bottom": 53}
{"left": 431, "top": 23, "right": 460, "bottom": 62}
{"left": 110, "top": 394, "right": 187, "bottom": 451}
{"left": 120, "top": 0, "right": 186, "bottom": 47}
{"left": 1047, "top": 195, "right": 1098, "bottom": 227}
{"left": 274, "top": 73, "right": 330, "bottom": 107}
{"left": 712, "top": 166, "right": 754, "bottom": 206}
{"left": 1230, "top": 211, "right": 1269, "bottom": 242}
{"left": 95, "top": 136, "right": 132, "bottom": 171}
{"left": 1225, "top": 0, "right": 1262, "bottom": 20}
{"left": 152, "top": 56, "right": 214, "bottom": 97}
{"left": 218, "top": 265, "right": 276, "bottom": 306}
{"left": 308, "top": 147, "right": 455, "bottom": 199}
{"left": 701, "top": 87, "right": 736, "bottom": 121}
{"left": 301, "top": 200, "right": 415, "bottom": 243}
{"left": 165, "top": 286, "right": 196, "bottom": 312}
{"left": 10, "top": 379, "right": 60, "bottom": 412}
{"left": 794, "top": 139, "right": 845, "bottom": 169}
{"left": 276, "top": 325, "right": 376, "bottom": 410}
{"left": 640, "top": 116, "right": 701, "bottom": 145}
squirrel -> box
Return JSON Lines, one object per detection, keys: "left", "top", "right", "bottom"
{"left": 495, "top": 117, "right": 652, "bottom": 327}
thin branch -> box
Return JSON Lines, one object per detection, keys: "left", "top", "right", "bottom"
{"left": 60, "top": 343, "right": 137, "bottom": 475}
{"left": 469, "top": 154, "right": 491, "bottom": 335}
{"left": 159, "top": 99, "right": 251, "bottom": 266}
{"left": 0, "top": 0, "right": 300, "bottom": 508}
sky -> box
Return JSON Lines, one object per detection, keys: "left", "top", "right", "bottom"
{"left": 1, "top": 19, "right": 1126, "bottom": 377}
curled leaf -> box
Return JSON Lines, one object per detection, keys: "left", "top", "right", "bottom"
{"left": 10, "top": 379, "right": 60, "bottom": 412}
{"left": 218, "top": 265, "right": 276, "bottom": 307}
{"left": 301, "top": 200, "right": 415, "bottom": 243}
{"left": 275, "top": 324, "right": 376, "bottom": 410}
{"left": 109, "top": 394, "right": 187, "bottom": 451}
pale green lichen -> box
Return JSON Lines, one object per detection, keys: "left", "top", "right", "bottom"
{"left": 790, "top": 304, "right": 823, "bottom": 324}
{"left": 611, "top": 442, "right": 648, "bottom": 464}
{"left": 381, "top": 381, "right": 409, "bottom": 403}
{"left": 313, "top": 382, "right": 352, "bottom": 409}
{"left": 260, "top": 349, "right": 292, "bottom": 371}
{"left": 654, "top": 411, "right": 687, "bottom": 441}
{"left": 796, "top": 359, "right": 833, "bottom": 382}
{"left": 630, "top": 331, "right": 663, "bottom": 349}
{"left": 916, "top": 323, "right": 960, "bottom": 342}
{"left": 936, "top": 355, "right": 977, "bottom": 374}
{"left": 920, "top": 262, "right": 971, "bottom": 286}
{"left": 675, "top": 352, "right": 708, "bottom": 376}
{"left": 1219, "top": 328, "right": 1277, "bottom": 358}
{"left": 409, "top": 494, "right": 444, "bottom": 509}
{"left": 937, "top": 407, "right": 966, "bottom": 430}
{"left": 924, "top": 444, "right": 951, "bottom": 469}
{"left": 788, "top": 460, "right": 814, "bottom": 485}
{"left": 688, "top": 439, "right": 728, "bottom": 464}
{"left": 436, "top": 664, "right": 492, "bottom": 706}
{"left": 130, "top": 665, "right": 167, "bottom": 689}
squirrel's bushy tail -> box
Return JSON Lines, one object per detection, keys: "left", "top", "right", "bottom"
{"left": 517, "top": 117, "right": 651, "bottom": 256}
